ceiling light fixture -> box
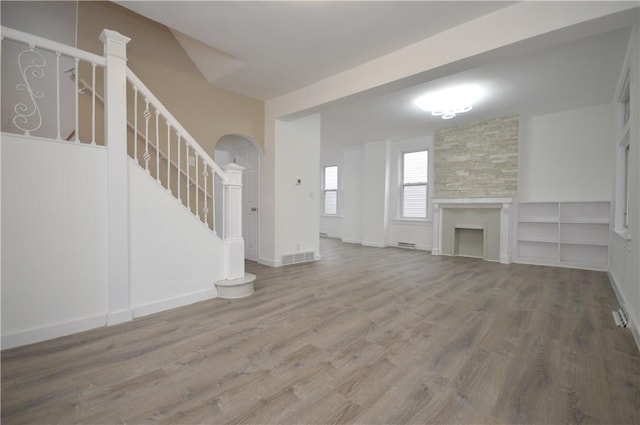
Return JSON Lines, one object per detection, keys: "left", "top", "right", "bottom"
{"left": 414, "top": 84, "right": 485, "bottom": 119}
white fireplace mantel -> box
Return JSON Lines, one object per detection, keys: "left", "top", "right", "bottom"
{"left": 432, "top": 197, "right": 513, "bottom": 264}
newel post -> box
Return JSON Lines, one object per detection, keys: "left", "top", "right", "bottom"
{"left": 100, "top": 29, "right": 132, "bottom": 325}
{"left": 223, "top": 163, "right": 245, "bottom": 279}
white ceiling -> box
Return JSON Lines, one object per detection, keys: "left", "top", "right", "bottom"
{"left": 115, "top": 1, "right": 637, "bottom": 148}
{"left": 116, "top": 1, "right": 514, "bottom": 100}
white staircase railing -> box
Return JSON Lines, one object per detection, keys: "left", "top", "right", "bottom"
{"left": 126, "top": 69, "right": 226, "bottom": 233}
{"left": 1, "top": 26, "right": 106, "bottom": 144}
{"left": 1, "top": 25, "right": 245, "bottom": 277}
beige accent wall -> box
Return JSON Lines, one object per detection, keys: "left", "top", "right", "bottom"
{"left": 76, "top": 2, "right": 264, "bottom": 154}
{"left": 434, "top": 115, "right": 519, "bottom": 198}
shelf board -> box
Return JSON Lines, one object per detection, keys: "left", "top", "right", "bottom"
{"left": 559, "top": 219, "right": 610, "bottom": 225}
{"left": 560, "top": 240, "right": 609, "bottom": 247}
{"left": 518, "top": 238, "right": 558, "bottom": 244}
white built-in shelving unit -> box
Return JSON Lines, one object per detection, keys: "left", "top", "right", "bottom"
{"left": 515, "top": 201, "right": 610, "bottom": 270}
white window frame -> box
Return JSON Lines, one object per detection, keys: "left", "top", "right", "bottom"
{"left": 400, "top": 149, "right": 429, "bottom": 220}
{"left": 614, "top": 50, "right": 632, "bottom": 239}
{"left": 322, "top": 165, "right": 339, "bottom": 216}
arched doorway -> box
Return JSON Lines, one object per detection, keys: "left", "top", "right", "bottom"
{"left": 215, "top": 134, "right": 261, "bottom": 262}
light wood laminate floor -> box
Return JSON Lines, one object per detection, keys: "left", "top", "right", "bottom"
{"left": 2, "top": 238, "right": 639, "bottom": 424}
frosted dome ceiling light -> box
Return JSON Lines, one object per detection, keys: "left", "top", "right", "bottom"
{"left": 414, "top": 84, "right": 485, "bottom": 119}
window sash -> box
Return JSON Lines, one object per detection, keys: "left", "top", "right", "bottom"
{"left": 322, "top": 165, "right": 338, "bottom": 215}
{"left": 402, "top": 183, "right": 427, "bottom": 218}
{"left": 401, "top": 150, "right": 428, "bottom": 219}
{"left": 324, "top": 189, "right": 337, "bottom": 215}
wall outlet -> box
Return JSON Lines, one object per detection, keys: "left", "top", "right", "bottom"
{"left": 188, "top": 156, "right": 196, "bottom": 167}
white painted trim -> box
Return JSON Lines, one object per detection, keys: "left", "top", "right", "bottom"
{"left": 431, "top": 197, "right": 514, "bottom": 205}
{"left": 341, "top": 238, "right": 363, "bottom": 245}
{"left": 1, "top": 314, "right": 107, "bottom": 350}
{"left": 0, "top": 132, "right": 107, "bottom": 149}
{"left": 361, "top": 241, "right": 388, "bottom": 248}
{"left": 107, "top": 309, "right": 133, "bottom": 325}
{"left": 132, "top": 289, "right": 218, "bottom": 318}
{"left": 608, "top": 271, "right": 640, "bottom": 353}
{"left": 258, "top": 256, "right": 281, "bottom": 267}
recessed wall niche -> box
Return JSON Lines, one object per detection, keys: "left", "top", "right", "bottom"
{"left": 434, "top": 115, "right": 519, "bottom": 198}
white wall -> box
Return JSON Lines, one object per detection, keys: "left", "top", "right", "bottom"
{"left": 273, "top": 115, "right": 321, "bottom": 264}
{"left": 362, "top": 140, "right": 390, "bottom": 247}
{"left": 128, "top": 162, "right": 227, "bottom": 317}
{"left": 1, "top": 135, "right": 109, "bottom": 348}
{"left": 341, "top": 145, "right": 364, "bottom": 244}
{"left": 519, "top": 104, "right": 614, "bottom": 202}
{"left": 609, "top": 26, "right": 640, "bottom": 349}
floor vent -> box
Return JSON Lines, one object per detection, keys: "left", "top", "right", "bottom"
{"left": 397, "top": 242, "right": 416, "bottom": 249}
{"left": 612, "top": 308, "right": 629, "bottom": 328}
{"left": 282, "top": 252, "right": 315, "bottom": 266}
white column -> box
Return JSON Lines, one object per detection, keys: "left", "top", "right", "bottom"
{"left": 100, "top": 29, "right": 132, "bottom": 325}
{"left": 499, "top": 202, "right": 512, "bottom": 264}
{"left": 224, "top": 163, "right": 245, "bottom": 279}
{"left": 432, "top": 203, "right": 442, "bottom": 255}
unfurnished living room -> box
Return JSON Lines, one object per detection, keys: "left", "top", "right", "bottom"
{"left": 1, "top": 1, "right": 639, "bottom": 424}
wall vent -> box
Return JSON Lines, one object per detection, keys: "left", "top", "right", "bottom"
{"left": 612, "top": 308, "right": 629, "bottom": 328}
{"left": 397, "top": 242, "right": 416, "bottom": 249}
{"left": 282, "top": 251, "right": 315, "bottom": 266}
{"left": 319, "top": 232, "right": 328, "bottom": 238}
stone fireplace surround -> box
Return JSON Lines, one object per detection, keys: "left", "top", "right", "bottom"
{"left": 432, "top": 197, "right": 513, "bottom": 264}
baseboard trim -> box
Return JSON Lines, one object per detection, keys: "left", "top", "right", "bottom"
{"left": 258, "top": 256, "right": 281, "bottom": 267}
{"left": 1, "top": 314, "right": 107, "bottom": 350}
{"left": 341, "top": 238, "right": 362, "bottom": 245}
{"left": 132, "top": 288, "right": 218, "bottom": 318}
{"left": 107, "top": 309, "right": 133, "bottom": 325}
{"left": 608, "top": 271, "right": 640, "bottom": 353}
{"left": 361, "top": 241, "right": 387, "bottom": 248}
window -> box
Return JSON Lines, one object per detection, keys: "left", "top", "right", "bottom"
{"left": 614, "top": 61, "right": 631, "bottom": 236}
{"left": 323, "top": 165, "right": 338, "bottom": 215}
{"left": 401, "top": 150, "right": 428, "bottom": 218}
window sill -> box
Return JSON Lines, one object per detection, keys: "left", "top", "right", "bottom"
{"left": 391, "top": 218, "right": 432, "bottom": 226}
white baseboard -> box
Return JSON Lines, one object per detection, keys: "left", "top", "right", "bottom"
{"left": 341, "top": 238, "right": 362, "bottom": 245}
{"left": 1, "top": 314, "right": 107, "bottom": 350}
{"left": 608, "top": 271, "right": 640, "bottom": 353}
{"left": 361, "top": 241, "right": 387, "bottom": 248}
{"left": 107, "top": 309, "right": 133, "bottom": 325}
{"left": 132, "top": 288, "right": 218, "bottom": 318}
{"left": 258, "top": 256, "right": 281, "bottom": 267}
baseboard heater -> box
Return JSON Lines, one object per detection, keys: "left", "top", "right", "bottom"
{"left": 282, "top": 252, "right": 314, "bottom": 266}
{"left": 612, "top": 308, "right": 629, "bottom": 328}
{"left": 397, "top": 242, "right": 416, "bottom": 249}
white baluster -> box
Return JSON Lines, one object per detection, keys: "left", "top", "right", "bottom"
{"left": 177, "top": 133, "right": 182, "bottom": 202}
{"left": 211, "top": 169, "right": 216, "bottom": 233}
{"left": 74, "top": 57, "right": 79, "bottom": 143}
{"left": 56, "top": 52, "right": 61, "bottom": 140}
{"left": 91, "top": 62, "right": 96, "bottom": 145}
{"left": 166, "top": 120, "right": 171, "bottom": 193}
{"left": 195, "top": 152, "right": 199, "bottom": 219}
{"left": 133, "top": 86, "right": 138, "bottom": 161}
{"left": 203, "top": 160, "right": 209, "bottom": 226}
{"left": 186, "top": 144, "right": 191, "bottom": 209}
{"left": 143, "top": 98, "right": 150, "bottom": 172}
{"left": 155, "top": 109, "right": 160, "bottom": 181}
